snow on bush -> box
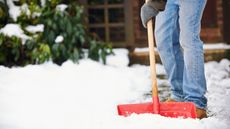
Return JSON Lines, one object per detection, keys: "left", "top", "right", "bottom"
{"left": 56, "top": 4, "right": 68, "bottom": 12}
{"left": 25, "top": 24, "right": 44, "bottom": 33}
{"left": 6, "top": 0, "right": 21, "bottom": 21}
{"left": 55, "top": 35, "right": 64, "bottom": 43}
{"left": 0, "top": 24, "right": 30, "bottom": 44}
{"left": 1, "top": 1, "right": 113, "bottom": 66}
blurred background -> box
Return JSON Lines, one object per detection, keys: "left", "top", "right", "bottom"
{"left": 79, "top": 0, "right": 230, "bottom": 64}
{"left": 80, "top": 0, "right": 230, "bottom": 46}
{"left": 0, "top": 0, "right": 229, "bottom": 66}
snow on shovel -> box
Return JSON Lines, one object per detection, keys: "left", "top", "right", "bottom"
{"left": 117, "top": 0, "right": 197, "bottom": 119}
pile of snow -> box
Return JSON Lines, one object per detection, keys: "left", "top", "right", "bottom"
{"left": 0, "top": 24, "right": 31, "bottom": 44}
{"left": 106, "top": 49, "right": 130, "bottom": 67}
{"left": 205, "top": 59, "right": 230, "bottom": 123}
{"left": 0, "top": 49, "right": 229, "bottom": 129}
{"left": 25, "top": 24, "right": 44, "bottom": 34}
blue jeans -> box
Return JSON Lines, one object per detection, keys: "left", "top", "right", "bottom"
{"left": 155, "top": 0, "right": 207, "bottom": 109}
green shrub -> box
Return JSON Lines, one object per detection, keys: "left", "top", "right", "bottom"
{"left": 25, "top": 39, "right": 51, "bottom": 64}
{"left": 40, "top": 1, "right": 113, "bottom": 65}
{"left": 0, "top": 1, "right": 113, "bottom": 67}
{"left": 0, "top": 33, "right": 51, "bottom": 67}
{"left": 39, "top": 3, "right": 85, "bottom": 64}
{"left": 88, "top": 40, "right": 113, "bottom": 64}
{"left": 17, "top": 3, "right": 42, "bottom": 27}
{"left": 0, "top": 34, "right": 23, "bottom": 66}
{"left": 0, "top": 1, "right": 9, "bottom": 28}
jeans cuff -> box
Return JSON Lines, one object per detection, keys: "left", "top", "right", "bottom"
{"left": 171, "top": 94, "right": 184, "bottom": 102}
{"left": 185, "top": 99, "right": 207, "bottom": 110}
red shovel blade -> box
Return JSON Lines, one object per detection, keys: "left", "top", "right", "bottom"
{"left": 117, "top": 102, "right": 197, "bottom": 118}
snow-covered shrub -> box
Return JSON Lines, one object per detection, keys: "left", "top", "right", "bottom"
{"left": 0, "top": 0, "right": 113, "bottom": 67}
{"left": 39, "top": 1, "right": 112, "bottom": 65}
{"left": 0, "top": 1, "right": 9, "bottom": 27}
{"left": 17, "top": 2, "right": 42, "bottom": 28}
{"left": 0, "top": 33, "right": 51, "bottom": 67}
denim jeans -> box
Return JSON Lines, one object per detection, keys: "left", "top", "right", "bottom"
{"left": 155, "top": 0, "right": 207, "bottom": 109}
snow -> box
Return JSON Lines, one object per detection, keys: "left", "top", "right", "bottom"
{"left": 25, "top": 24, "right": 44, "bottom": 33}
{"left": 55, "top": 35, "right": 64, "bottom": 43}
{"left": 135, "top": 47, "right": 158, "bottom": 52}
{"left": 6, "top": 0, "right": 41, "bottom": 21}
{"left": 106, "top": 49, "right": 129, "bottom": 67}
{"left": 0, "top": 24, "right": 31, "bottom": 44}
{"left": 134, "top": 43, "right": 230, "bottom": 53}
{"left": 204, "top": 43, "right": 230, "bottom": 50}
{"left": 0, "top": 49, "right": 229, "bottom": 129}
{"left": 7, "top": 0, "right": 21, "bottom": 21}
{"left": 20, "top": 3, "right": 30, "bottom": 16}
{"left": 40, "top": 0, "right": 46, "bottom": 7}
{"left": 56, "top": 4, "right": 68, "bottom": 12}
{"left": 205, "top": 59, "right": 230, "bottom": 123}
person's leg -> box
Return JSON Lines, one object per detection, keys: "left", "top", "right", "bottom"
{"left": 155, "top": 0, "right": 184, "bottom": 102}
{"left": 178, "top": 0, "right": 207, "bottom": 110}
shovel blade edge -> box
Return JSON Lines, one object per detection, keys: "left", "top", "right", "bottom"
{"left": 117, "top": 102, "right": 197, "bottom": 118}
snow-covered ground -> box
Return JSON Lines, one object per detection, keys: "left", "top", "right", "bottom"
{"left": 134, "top": 43, "right": 230, "bottom": 53}
{"left": 0, "top": 49, "right": 229, "bottom": 129}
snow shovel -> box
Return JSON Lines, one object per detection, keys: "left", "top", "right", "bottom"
{"left": 117, "top": 3, "right": 197, "bottom": 118}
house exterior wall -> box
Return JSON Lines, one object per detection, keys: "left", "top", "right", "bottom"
{"left": 201, "top": 0, "right": 224, "bottom": 42}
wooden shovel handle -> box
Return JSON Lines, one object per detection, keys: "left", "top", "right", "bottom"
{"left": 145, "top": 0, "right": 159, "bottom": 114}
{"left": 145, "top": 6, "right": 160, "bottom": 114}
{"left": 147, "top": 20, "right": 158, "bottom": 98}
